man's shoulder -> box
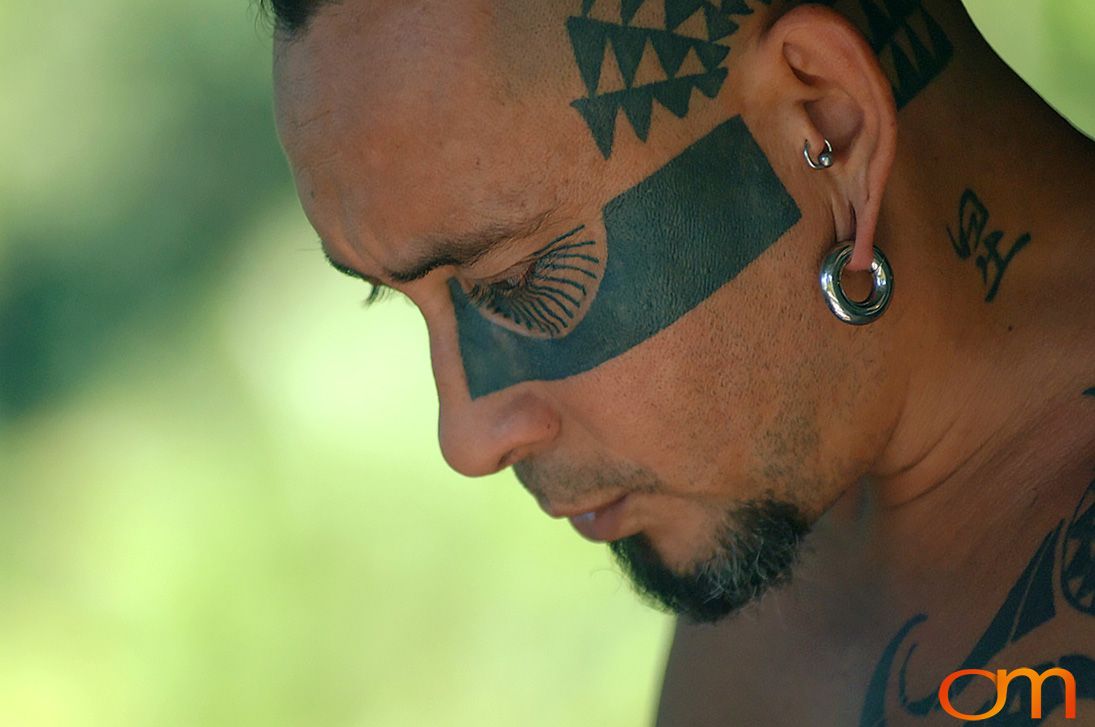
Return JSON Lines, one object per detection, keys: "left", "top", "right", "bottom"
{"left": 654, "top": 477, "right": 1095, "bottom": 726}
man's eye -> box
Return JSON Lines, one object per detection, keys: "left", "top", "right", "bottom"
{"left": 486, "top": 270, "right": 533, "bottom": 297}
{"left": 362, "top": 282, "right": 395, "bottom": 307}
{"left": 465, "top": 225, "right": 601, "bottom": 339}
{"left": 466, "top": 263, "right": 535, "bottom": 308}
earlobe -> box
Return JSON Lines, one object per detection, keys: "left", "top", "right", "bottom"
{"left": 760, "top": 4, "right": 897, "bottom": 271}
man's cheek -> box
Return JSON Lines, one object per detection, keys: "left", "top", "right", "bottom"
{"left": 451, "top": 115, "right": 801, "bottom": 399}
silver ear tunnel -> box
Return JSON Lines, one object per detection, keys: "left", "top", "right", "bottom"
{"left": 819, "top": 243, "right": 894, "bottom": 325}
{"left": 804, "top": 139, "right": 834, "bottom": 170}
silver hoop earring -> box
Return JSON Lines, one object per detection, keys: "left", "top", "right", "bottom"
{"left": 804, "top": 139, "right": 834, "bottom": 170}
{"left": 819, "top": 243, "right": 893, "bottom": 325}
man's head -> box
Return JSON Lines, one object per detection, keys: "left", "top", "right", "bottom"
{"left": 269, "top": 0, "right": 935, "bottom": 622}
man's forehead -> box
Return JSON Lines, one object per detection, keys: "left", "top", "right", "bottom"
{"left": 274, "top": 1, "right": 498, "bottom": 133}
{"left": 272, "top": 4, "right": 595, "bottom": 276}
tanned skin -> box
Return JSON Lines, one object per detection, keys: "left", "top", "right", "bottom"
{"left": 271, "top": 0, "right": 1095, "bottom": 723}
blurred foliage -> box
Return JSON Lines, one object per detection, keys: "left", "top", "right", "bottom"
{"left": 967, "top": 0, "right": 1095, "bottom": 135}
{"left": 0, "top": 2, "right": 1091, "bottom": 726}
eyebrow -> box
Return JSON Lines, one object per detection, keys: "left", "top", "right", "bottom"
{"left": 320, "top": 211, "right": 554, "bottom": 286}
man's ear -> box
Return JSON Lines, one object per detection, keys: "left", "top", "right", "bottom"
{"left": 748, "top": 4, "right": 897, "bottom": 271}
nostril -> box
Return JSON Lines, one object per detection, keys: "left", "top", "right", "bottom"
{"left": 437, "top": 391, "right": 561, "bottom": 478}
{"left": 437, "top": 412, "right": 512, "bottom": 478}
{"left": 498, "top": 447, "right": 528, "bottom": 470}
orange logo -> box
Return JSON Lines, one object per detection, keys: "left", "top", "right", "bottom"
{"left": 938, "top": 667, "right": 1077, "bottom": 721}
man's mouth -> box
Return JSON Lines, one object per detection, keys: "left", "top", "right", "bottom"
{"left": 543, "top": 494, "right": 631, "bottom": 543}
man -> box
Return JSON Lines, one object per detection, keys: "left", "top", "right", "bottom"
{"left": 267, "top": 0, "right": 1095, "bottom": 722}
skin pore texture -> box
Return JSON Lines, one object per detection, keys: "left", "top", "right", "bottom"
{"left": 272, "top": 0, "right": 1095, "bottom": 723}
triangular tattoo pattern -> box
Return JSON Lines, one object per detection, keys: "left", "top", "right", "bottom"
{"left": 852, "top": 0, "right": 954, "bottom": 109}
{"left": 566, "top": 0, "right": 774, "bottom": 158}
{"left": 566, "top": 0, "right": 953, "bottom": 158}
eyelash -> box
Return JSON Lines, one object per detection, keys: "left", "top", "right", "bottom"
{"left": 465, "top": 225, "right": 602, "bottom": 337}
{"left": 362, "top": 283, "right": 394, "bottom": 307}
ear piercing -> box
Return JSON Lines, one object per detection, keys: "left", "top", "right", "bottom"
{"left": 806, "top": 141, "right": 891, "bottom": 324}
{"left": 818, "top": 243, "right": 894, "bottom": 325}
{"left": 804, "top": 139, "right": 834, "bottom": 170}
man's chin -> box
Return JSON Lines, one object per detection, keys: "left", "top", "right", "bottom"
{"left": 608, "top": 496, "right": 811, "bottom": 624}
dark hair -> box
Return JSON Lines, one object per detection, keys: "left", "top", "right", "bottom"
{"left": 257, "top": 0, "right": 334, "bottom": 36}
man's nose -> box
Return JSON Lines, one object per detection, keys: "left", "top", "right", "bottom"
{"left": 427, "top": 324, "right": 559, "bottom": 478}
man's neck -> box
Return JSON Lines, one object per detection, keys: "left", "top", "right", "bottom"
{"left": 844, "top": 0, "right": 1095, "bottom": 576}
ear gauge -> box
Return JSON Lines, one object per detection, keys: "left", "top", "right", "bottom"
{"left": 819, "top": 242, "right": 894, "bottom": 325}
{"left": 804, "top": 139, "right": 834, "bottom": 170}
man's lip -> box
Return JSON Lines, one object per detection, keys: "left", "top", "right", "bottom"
{"left": 567, "top": 494, "right": 631, "bottom": 542}
{"left": 543, "top": 493, "right": 629, "bottom": 520}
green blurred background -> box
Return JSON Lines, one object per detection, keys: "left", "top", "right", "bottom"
{"left": 0, "top": 2, "right": 1091, "bottom": 725}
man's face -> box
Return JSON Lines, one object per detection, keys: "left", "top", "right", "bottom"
{"left": 273, "top": 2, "right": 881, "bottom": 622}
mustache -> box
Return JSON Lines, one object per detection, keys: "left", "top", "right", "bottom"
{"left": 513, "top": 456, "right": 664, "bottom": 507}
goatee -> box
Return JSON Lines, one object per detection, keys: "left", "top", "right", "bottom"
{"left": 609, "top": 496, "right": 811, "bottom": 623}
